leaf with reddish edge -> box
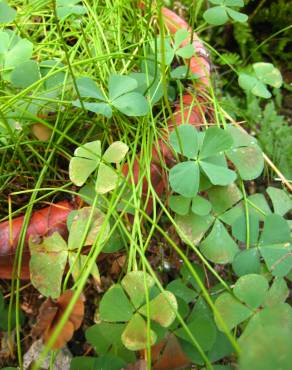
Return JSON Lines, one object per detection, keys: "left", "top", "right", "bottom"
{"left": 151, "top": 334, "right": 190, "bottom": 370}
{"left": 0, "top": 200, "right": 75, "bottom": 280}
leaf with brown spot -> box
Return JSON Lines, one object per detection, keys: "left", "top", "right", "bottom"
{"left": 29, "top": 232, "right": 68, "bottom": 298}
{"left": 32, "top": 290, "right": 84, "bottom": 350}
{"left": 226, "top": 127, "right": 264, "bottom": 181}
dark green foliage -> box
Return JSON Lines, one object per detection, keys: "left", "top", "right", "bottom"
{"left": 258, "top": 102, "right": 292, "bottom": 178}
{"left": 0, "top": 291, "right": 24, "bottom": 331}
{"left": 1, "top": 1, "right": 291, "bottom": 370}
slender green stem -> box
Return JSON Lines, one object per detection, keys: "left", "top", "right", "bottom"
{"left": 240, "top": 179, "right": 250, "bottom": 249}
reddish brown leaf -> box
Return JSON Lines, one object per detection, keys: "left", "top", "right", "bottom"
{"left": 0, "top": 200, "right": 76, "bottom": 279}
{"left": 32, "top": 298, "right": 58, "bottom": 338}
{"left": 32, "top": 290, "right": 84, "bottom": 350}
{"left": 152, "top": 334, "right": 190, "bottom": 370}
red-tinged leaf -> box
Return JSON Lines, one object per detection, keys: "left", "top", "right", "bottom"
{"left": 32, "top": 290, "right": 84, "bottom": 350}
{"left": 0, "top": 200, "right": 75, "bottom": 280}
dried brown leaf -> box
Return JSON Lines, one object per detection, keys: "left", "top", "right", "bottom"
{"left": 32, "top": 290, "right": 84, "bottom": 349}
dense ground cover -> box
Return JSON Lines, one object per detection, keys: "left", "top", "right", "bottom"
{"left": 0, "top": 1, "right": 291, "bottom": 369}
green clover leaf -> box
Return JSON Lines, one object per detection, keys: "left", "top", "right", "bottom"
{"left": 0, "top": 30, "right": 33, "bottom": 81}
{"left": 69, "top": 140, "right": 101, "bottom": 187}
{"left": 230, "top": 213, "right": 291, "bottom": 277}
{"left": 200, "top": 219, "right": 239, "bottom": 264}
{"left": 97, "top": 271, "right": 177, "bottom": 351}
{"left": 0, "top": 1, "right": 16, "bottom": 23}
{"left": 73, "top": 74, "right": 149, "bottom": 117}
{"left": 169, "top": 125, "right": 236, "bottom": 199}
{"left": 29, "top": 232, "right": 68, "bottom": 299}
{"left": 169, "top": 194, "right": 212, "bottom": 216}
{"left": 29, "top": 207, "right": 109, "bottom": 298}
{"left": 10, "top": 60, "right": 40, "bottom": 88}
{"left": 69, "top": 140, "right": 128, "bottom": 194}
{"left": 238, "top": 63, "right": 282, "bottom": 99}
{"left": 238, "top": 304, "right": 292, "bottom": 370}
{"left": 56, "top": 0, "right": 87, "bottom": 20}
{"left": 226, "top": 126, "right": 264, "bottom": 180}
{"left": 203, "top": 0, "right": 248, "bottom": 26}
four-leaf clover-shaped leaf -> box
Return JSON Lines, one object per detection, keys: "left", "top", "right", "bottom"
{"left": 73, "top": 75, "right": 149, "bottom": 117}
{"left": 215, "top": 274, "right": 292, "bottom": 370}
{"left": 69, "top": 140, "right": 128, "bottom": 194}
{"left": 169, "top": 125, "right": 236, "bottom": 198}
{"left": 238, "top": 63, "right": 283, "bottom": 99}
{"left": 97, "top": 271, "right": 177, "bottom": 351}
{"left": 203, "top": 0, "right": 248, "bottom": 26}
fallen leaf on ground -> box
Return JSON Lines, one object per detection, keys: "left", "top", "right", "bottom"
{"left": 32, "top": 290, "right": 84, "bottom": 349}
{"left": 151, "top": 334, "right": 190, "bottom": 370}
